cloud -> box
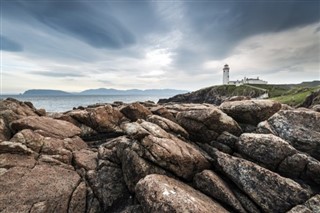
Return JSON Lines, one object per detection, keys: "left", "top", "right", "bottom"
{"left": 0, "top": 35, "right": 23, "bottom": 52}
{"left": 4, "top": 1, "right": 135, "bottom": 49}
{"left": 29, "top": 71, "right": 85, "bottom": 78}
{"left": 173, "top": 1, "right": 320, "bottom": 72}
{"left": 1, "top": 1, "right": 319, "bottom": 93}
{"left": 203, "top": 23, "right": 320, "bottom": 84}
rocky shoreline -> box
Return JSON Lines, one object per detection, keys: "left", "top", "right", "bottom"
{"left": 0, "top": 97, "right": 319, "bottom": 213}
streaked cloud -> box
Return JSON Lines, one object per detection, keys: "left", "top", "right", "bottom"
{"left": 0, "top": 35, "right": 23, "bottom": 52}
{"left": 1, "top": 0, "right": 319, "bottom": 93}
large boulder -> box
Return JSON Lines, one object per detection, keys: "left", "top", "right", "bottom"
{"left": 149, "top": 106, "right": 176, "bottom": 122}
{"left": 219, "top": 100, "right": 281, "bottom": 125}
{"left": 120, "top": 102, "right": 152, "bottom": 121}
{"left": 67, "top": 105, "right": 125, "bottom": 134}
{"left": 9, "top": 129, "right": 87, "bottom": 167}
{"left": 160, "top": 103, "right": 212, "bottom": 117}
{"left": 176, "top": 107, "right": 242, "bottom": 143}
{"left": 73, "top": 149, "right": 98, "bottom": 171}
{"left": 236, "top": 133, "right": 297, "bottom": 170}
{"left": 288, "top": 194, "right": 320, "bottom": 213}
{"left": 86, "top": 136, "right": 133, "bottom": 212}
{"left": 135, "top": 174, "right": 229, "bottom": 213}
{"left": 194, "top": 170, "right": 246, "bottom": 213}
{"left": 146, "top": 114, "right": 189, "bottom": 139}
{"left": 120, "top": 147, "right": 171, "bottom": 192}
{"left": 0, "top": 98, "right": 39, "bottom": 141}
{"left": 122, "top": 121, "right": 211, "bottom": 180}
{"left": 139, "top": 135, "right": 211, "bottom": 180}
{"left": 260, "top": 110, "right": 320, "bottom": 160}
{"left": 86, "top": 161, "right": 131, "bottom": 212}
{"left": 0, "top": 98, "right": 38, "bottom": 117}
{"left": 278, "top": 153, "right": 320, "bottom": 184}
{"left": 10, "top": 116, "right": 81, "bottom": 139}
{"left": 0, "top": 164, "right": 84, "bottom": 213}
{"left": 212, "top": 150, "right": 310, "bottom": 213}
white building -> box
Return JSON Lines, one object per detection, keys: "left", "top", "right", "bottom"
{"left": 222, "top": 64, "right": 267, "bottom": 86}
{"left": 223, "top": 64, "right": 230, "bottom": 85}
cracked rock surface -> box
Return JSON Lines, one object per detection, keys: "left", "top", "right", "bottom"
{"left": 0, "top": 98, "right": 319, "bottom": 213}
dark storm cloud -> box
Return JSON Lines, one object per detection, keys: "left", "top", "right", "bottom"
{"left": 3, "top": 1, "right": 135, "bottom": 49}
{"left": 188, "top": 1, "right": 319, "bottom": 56}
{"left": 0, "top": 35, "right": 23, "bottom": 52}
{"left": 174, "top": 1, "right": 320, "bottom": 71}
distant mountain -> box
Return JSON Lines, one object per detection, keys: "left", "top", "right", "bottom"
{"left": 79, "top": 88, "right": 189, "bottom": 96}
{"left": 297, "top": 80, "right": 320, "bottom": 87}
{"left": 22, "top": 88, "right": 188, "bottom": 96}
{"left": 23, "top": 89, "right": 72, "bottom": 96}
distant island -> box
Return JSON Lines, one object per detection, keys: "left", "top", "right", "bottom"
{"left": 22, "top": 88, "right": 189, "bottom": 96}
{"left": 23, "top": 89, "right": 72, "bottom": 96}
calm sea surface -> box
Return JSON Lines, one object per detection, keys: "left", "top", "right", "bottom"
{"left": 0, "top": 95, "right": 169, "bottom": 112}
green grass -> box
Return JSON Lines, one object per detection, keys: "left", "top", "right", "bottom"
{"left": 271, "top": 86, "right": 320, "bottom": 106}
{"left": 200, "top": 82, "right": 320, "bottom": 107}
{"left": 212, "top": 85, "right": 266, "bottom": 97}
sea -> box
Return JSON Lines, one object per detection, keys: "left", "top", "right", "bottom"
{"left": 0, "top": 95, "right": 170, "bottom": 113}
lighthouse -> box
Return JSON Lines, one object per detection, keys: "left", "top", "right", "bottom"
{"left": 223, "top": 64, "right": 229, "bottom": 85}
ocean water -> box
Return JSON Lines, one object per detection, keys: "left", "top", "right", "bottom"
{"left": 0, "top": 95, "right": 169, "bottom": 112}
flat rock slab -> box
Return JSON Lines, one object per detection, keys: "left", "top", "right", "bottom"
{"left": 263, "top": 110, "right": 320, "bottom": 160}
{"left": 0, "top": 164, "right": 82, "bottom": 213}
{"left": 120, "top": 102, "right": 152, "bottom": 121}
{"left": 176, "top": 107, "right": 242, "bottom": 143}
{"left": 10, "top": 116, "right": 81, "bottom": 139}
{"left": 135, "top": 174, "right": 229, "bottom": 213}
{"left": 67, "top": 105, "right": 126, "bottom": 133}
{"left": 139, "top": 135, "right": 211, "bottom": 180}
{"left": 213, "top": 150, "right": 310, "bottom": 213}
{"left": 219, "top": 100, "right": 281, "bottom": 125}
{"left": 146, "top": 114, "right": 189, "bottom": 139}
{"left": 194, "top": 170, "right": 246, "bottom": 213}
{"left": 236, "top": 133, "right": 297, "bottom": 170}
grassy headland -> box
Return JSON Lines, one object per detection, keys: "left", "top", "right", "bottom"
{"left": 245, "top": 81, "right": 320, "bottom": 106}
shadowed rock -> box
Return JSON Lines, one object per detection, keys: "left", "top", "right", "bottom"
{"left": 120, "top": 147, "right": 171, "bottom": 192}
{"left": 120, "top": 102, "right": 152, "bottom": 121}
{"left": 288, "top": 194, "right": 320, "bottom": 213}
{"left": 67, "top": 105, "right": 126, "bottom": 134}
{"left": 176, "top": 107, "right": 242, "bottom": 143}
{"left": 194, "top": 170, "right": 246, "bottom": 213}
{"left": 212, "top": 150, "right": 311, "bottom": 213}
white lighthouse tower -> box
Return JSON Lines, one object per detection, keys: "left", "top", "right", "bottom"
{"left": 223, "top": 64, "right": 230, "bottom": 85}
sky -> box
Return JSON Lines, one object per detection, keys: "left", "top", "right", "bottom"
{"left": 1, "top": 0, "right": 319, "bottom": 94}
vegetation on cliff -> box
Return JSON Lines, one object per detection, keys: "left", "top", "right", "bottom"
{"left": 159, "top": 81, "right": 320, "bottom": 107}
